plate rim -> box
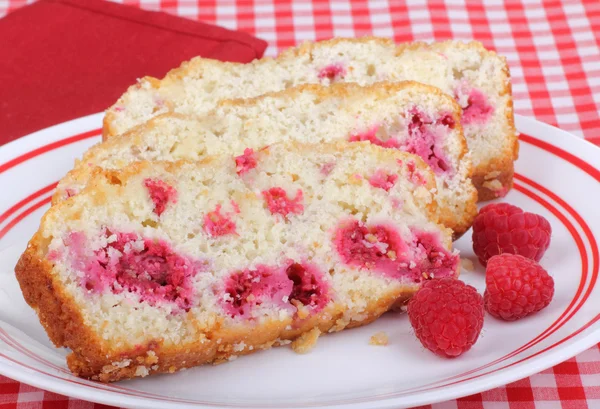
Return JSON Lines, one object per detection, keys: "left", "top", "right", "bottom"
{"left": 0, "top": 113, "right": 598, "bottom": 409}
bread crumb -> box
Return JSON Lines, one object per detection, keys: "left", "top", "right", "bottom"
{"left": 135, "top": 366, "right": 149, "bottom": 377}
{"left": 365, "top": 233, "right": 378, "bottom": 243}
{"left": 291, "top": 328, "right": 321, "bottom": 354}
{"left": 461, "top": 257, "right": 475, "bottom": 271}
{"left": 111, "top": 359, "right": 131, "bottom": 368}
{"left": 292, "top": 300, "right": 310, "bottom": 319}
{"left": 352, "top": 313, "right": 367, "bottom": 322}
{"left": 482, "top": 179, "right": 502, "bottom": 191}
{"left": 484, "top": 171, "right": 501, "bottom": 180}
{"left": 330, "top": 317, "right": 350, "bottom": 332}
{"left": 146, "top": 350, "right": 158, "bottom": 363}
{"left": 369, "top": 332, "right": 389, "bottom": 346}
{"left": 348, "top": 174, "right": 363, "bottom": 185}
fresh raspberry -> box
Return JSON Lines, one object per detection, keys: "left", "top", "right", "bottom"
{"left": 484, "top": 254, "right": 554, "bottom": 321}
{"left": 408, "top": 278, "right": 484, "bottom": 358}
{"left": 472, "top": 203, "right": 551, "bottom": 266}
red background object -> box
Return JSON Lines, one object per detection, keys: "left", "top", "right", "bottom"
{"left": 1, "top": 1, "right": 599, "bottom": 408}
{"left": 0, "top": 0, "right": 267, "bottom": 144}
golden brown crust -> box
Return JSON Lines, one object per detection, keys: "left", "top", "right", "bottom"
{"left": 426, "top": 110, "right": 477, "bottom": 239}
{"left": 16, "top": 237, "right": 421, "bottom": 382}
{"left": 65, "top": 285, "right": 421, "bottom": 382}
{"left": 473, "top": 55, "right": 518, "bottom": 202}
{"left": 15, "top": 236, "right": 112, "bottom": 372}
{"left": 101, "top": 113, "right": 116, "bottom": 140}
{"left": 16, "top": 237, "right": 73, "bottom": 348}
{"left": 423, "top": 40, "right": 517, "bottom": 202}
{"left": 472, "top": 156, "right": 515, "bottom": 202}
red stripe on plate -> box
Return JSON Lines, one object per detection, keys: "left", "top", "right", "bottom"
{"left": 0, "top": 197, "right": 52, "bottom": 240}
{"left": 519, "top": 134, "right": 600, "bottom": 182}
{"left": 0, "top": 129, "right": 100, "bottom": 174}
{"left": 0, "top": 183, "right": 57, "bottom": 225}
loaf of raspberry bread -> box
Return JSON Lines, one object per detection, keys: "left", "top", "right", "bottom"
{"left": 103, "top": 37, "right": 517, "bottom": 201}
{"left": 16, "top": 141, "right": 459, "bottom": 382}
{"left": 58, "top": 82, "right": 477, "bottom": 237}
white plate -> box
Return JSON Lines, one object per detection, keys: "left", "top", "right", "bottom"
{"left": 0, "top": 114, "right": 598, "bottom": 409}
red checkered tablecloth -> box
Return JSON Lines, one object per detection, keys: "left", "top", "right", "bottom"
{"left": 1, "top": 0, "right": 599, "bottom": 408}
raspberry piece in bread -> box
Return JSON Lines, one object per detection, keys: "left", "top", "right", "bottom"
{"left": 16, "top": 142, "right": 459, "bottom": 382}
{"left": 57, "top": 82, "right": 477, "bottom": 237}
{"left": 103, "top": 37, "right": 516, "bottom": 201}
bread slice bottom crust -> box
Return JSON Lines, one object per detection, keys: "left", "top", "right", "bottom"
{"left": 16, "top": 237, "right": 417, "bottom": 382}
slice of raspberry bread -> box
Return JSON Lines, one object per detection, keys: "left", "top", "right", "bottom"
{"left": 58, "top": 82, "right": 477, "bottom": 237}
{"left": 103, "top": 37, "right": 517, "bottom": 201}
{"left": 16, "top": 141, "right": 460, "bottom": 382}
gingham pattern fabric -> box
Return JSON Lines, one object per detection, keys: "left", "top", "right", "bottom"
{"left": 0, "top": 0, "right": 599, "bottom": 408}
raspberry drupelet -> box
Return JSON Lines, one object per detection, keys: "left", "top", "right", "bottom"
{"left": 408, "top": 278, "right": 484, "bottom": 358}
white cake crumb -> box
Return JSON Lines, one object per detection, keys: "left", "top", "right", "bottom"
{"left": 291, "top": 328, "right": 321, "bottom": 354}
{"left": 135, "top": 366, "right": 149, "bottom": 377}
{"left": 369, "top": 331, "right": 389, "bottom": 346}
{"left": 482, "top": 179, "right": 502, "bottom": 191}
{"left": 461, "top": 257, "right": 475, "bottom": 271}
{"left": 111, "top": 359, "right": 131, "bottom": 368}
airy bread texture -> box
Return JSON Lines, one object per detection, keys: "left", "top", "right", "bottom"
{"left": 16, "top": 142, "right": 459, "bottom": 382}
{"left": 103, "top": 37, "right": 517, "bottom": 201}
{"left": 58, "top": 82, "right": 477, "bottom": 237}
